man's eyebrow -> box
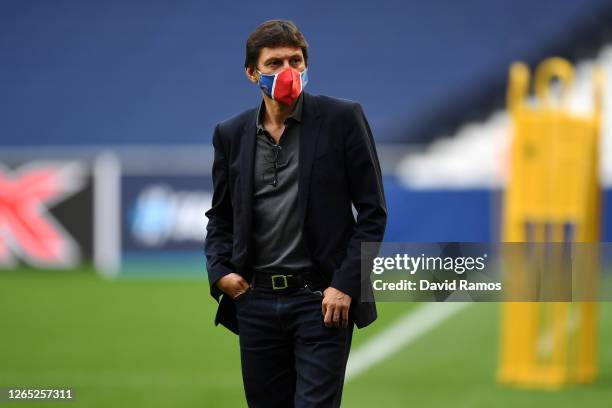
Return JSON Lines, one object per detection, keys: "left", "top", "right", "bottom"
{"left": 263, "top": 54, "right": 303, "bottom": 64}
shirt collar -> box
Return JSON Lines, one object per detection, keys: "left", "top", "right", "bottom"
{"left": 256, "top": 92, "right": 304, "bottom": 134}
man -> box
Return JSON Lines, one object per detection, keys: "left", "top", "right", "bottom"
{"left": 204, "top": 20, "right": 387, "bottom": 408}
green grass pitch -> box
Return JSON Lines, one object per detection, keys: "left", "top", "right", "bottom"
{"left": 1, "top": 267, "right": 611, "bottom": 407}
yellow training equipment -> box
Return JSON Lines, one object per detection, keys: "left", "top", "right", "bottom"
{"left": 498, "top": 57, "right": 603, "bottom": 388}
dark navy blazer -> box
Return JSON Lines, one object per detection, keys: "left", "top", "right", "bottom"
{"left": 204, "top": 92, "right": 387, "bottom": 334}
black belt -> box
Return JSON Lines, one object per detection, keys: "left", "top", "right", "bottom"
{"left": 252, "top": 272, "right": 325, "bottom": 291}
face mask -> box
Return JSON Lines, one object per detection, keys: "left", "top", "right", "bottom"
{"left": 257, "top": 67, "right": 308, "bottom": 105}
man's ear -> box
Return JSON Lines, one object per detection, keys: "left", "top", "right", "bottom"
{"left": 245, "top": 67, "right": 259, "bottom": 84}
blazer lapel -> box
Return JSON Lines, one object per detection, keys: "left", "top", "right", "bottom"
{"left": 298, "top": 92, "right": 322, "bottom": 227}
{"left": 238, "top": 109, "right": 258, "bottom": 269}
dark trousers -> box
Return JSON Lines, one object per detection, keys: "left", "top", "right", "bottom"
{"left": 235, "top": 285, "right": 354, "bottom": 408}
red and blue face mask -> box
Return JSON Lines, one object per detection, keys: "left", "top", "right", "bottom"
{"left": 257, "top": 67, "right": 308, "bottom": 105}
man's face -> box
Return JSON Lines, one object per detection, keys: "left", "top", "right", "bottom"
{"left": 246, "top": 46, "right": 305, "bottom": 83}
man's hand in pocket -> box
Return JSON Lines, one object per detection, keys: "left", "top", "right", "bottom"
{"left": 216, "top": 273, "right": 250, "bottom": 300}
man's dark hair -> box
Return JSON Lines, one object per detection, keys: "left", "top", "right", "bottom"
{"left": 245, "top": 20, "right": 309, "bottom": 69}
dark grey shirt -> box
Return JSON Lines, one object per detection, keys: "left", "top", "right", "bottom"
{"left": 251, "top": 93, "right": 315, "bottom": 276}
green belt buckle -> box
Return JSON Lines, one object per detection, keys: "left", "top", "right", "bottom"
{"left": 271, "top": 274, "right": 293, "bottom": 290}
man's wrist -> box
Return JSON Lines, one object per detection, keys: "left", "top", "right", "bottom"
{"left": 328, "top": 279, "right": 360, "bottom": 302}
{"left": 210, "top": 271, "right": 232, "bottom": 298}
{"left": 326, "top": 286, "right": 352, "bottom": 301}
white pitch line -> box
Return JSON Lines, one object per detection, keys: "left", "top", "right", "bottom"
{"left": 1, "top": 304, "right": 470, "bottom": 390}
{"left": 345, "top": 302, "right": 470, "bottom": 382}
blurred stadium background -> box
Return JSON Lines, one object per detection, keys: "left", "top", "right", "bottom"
{"left": 3, "top": 0, "right": 612, "bottom": 406}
